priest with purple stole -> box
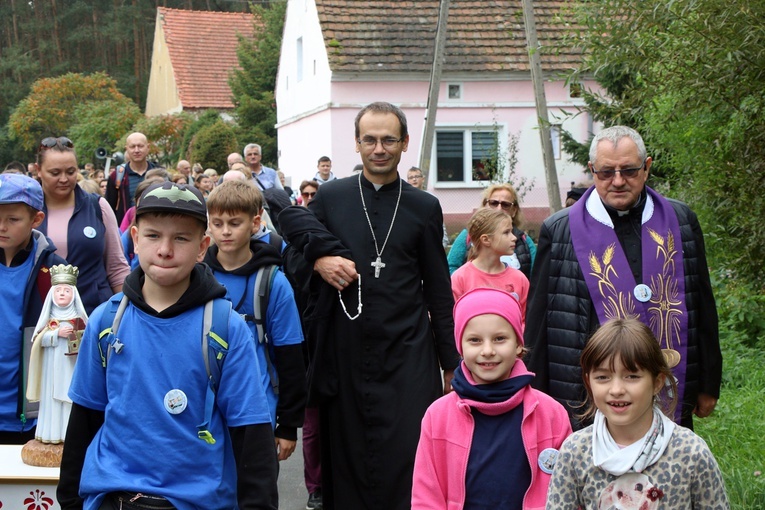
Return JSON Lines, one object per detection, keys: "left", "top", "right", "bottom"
{"left": 525, "top": 125, "right": 722, "bottom": 430}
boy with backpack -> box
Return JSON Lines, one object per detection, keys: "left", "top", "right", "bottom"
{"left": 204, "top": 180, "right": 305, "bottom": 461}
{"left": 57, "top": 181, "right": 278, "bottom": 509}
{"left": 0, "top": 173, "right": 67, "bottom": 444}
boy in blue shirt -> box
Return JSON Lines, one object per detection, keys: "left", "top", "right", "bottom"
{"left": 58, "top": 181, "right": 278, "bottom": 509}
{"left": 205, "top": 180, "right": 305, "bottom": 462}
{"left": 0, "top": 173, "right": 66, "bottom": 444}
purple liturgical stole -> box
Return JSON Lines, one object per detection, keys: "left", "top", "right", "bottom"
{"left": 569, "top": 186, "right": 689, "bottom": 422}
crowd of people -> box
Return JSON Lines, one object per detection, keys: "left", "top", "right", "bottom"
{"left": 0, "top": 106, "right": 728, "bottom": 510}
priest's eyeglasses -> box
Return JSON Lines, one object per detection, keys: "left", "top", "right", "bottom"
{"left": 590, "top": 160, "right": 646, "bottom": 181}
{"left": 357, "top": 136, "right": 405, "bottom": 149}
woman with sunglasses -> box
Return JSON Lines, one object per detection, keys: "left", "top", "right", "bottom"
{"left": 447, "top": 183, "right": 536, "bottom": 278}
{"left": 35, "top": 137, "right": 130, "bottom": 314}
{"left": 299, "top": 179, "right": 319, "bottom": 207}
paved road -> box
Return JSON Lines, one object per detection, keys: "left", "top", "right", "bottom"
{"left": 278, "top": 430, "right": 309, "bottom": 510}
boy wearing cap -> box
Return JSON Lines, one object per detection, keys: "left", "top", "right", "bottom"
{"left": 204, "top": 180, "right": 305, "bottom": 462}
{"left": 0, "top": 173, "right": 67, "bottom": 444}
{"left": 411, "top": 288, "right": 571, "bottom": 509}
{"left": 58, "top": 182, "right": 278, "bottom": 510}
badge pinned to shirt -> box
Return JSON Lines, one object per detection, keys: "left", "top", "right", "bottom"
{"left": 538, "top": 448, "right": 560, "bottom": 474}
{"left": 164, "top": 389, "right": 188, "bottom": 415}
{"left": 633, "top": 283, "right": 652, "bottom": 303}
{"left": 83, "top": 226, "right": 97, "bottom": 239}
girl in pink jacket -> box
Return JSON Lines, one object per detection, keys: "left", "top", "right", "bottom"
{"left": 412, "top": 288, "right": 571, "bottom": 509}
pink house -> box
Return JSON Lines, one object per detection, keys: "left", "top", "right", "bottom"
{"left": 276, "top": 0, "right": 597, "bottom": 234}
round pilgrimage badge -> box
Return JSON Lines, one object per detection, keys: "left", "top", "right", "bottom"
{"left": 538, "top": 448, "right": 559, "bottom": 475}
{"left": 633, "top": 284, "right": 653, "bottom": 303}
{"left": 164, "top": 389, "right": 188, "bottom": 415}
{"left": 83, "top": 226, "right": 97, "bottom": 239}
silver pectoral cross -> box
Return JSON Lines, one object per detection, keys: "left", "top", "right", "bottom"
{"left": 371, "top": 256, "right": 386, "bottom": 278}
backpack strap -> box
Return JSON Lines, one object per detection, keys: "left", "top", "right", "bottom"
{"left": 197, "top": 298, "right": 231, "bottom": 445}
{"left": 113, "top": 164, "right": 126, "bottom": 190}
{"left": 268, "top": 231, "right": 283, "bottom": 253}
{"left": 251, "top": 265, "right": 280, "bottom": 394}
{"left": 98, "top": 294, "right": 128, "bottom": 367}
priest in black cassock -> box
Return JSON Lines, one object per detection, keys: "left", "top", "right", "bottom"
{"left": 279, "top": 102, "right": 458, "bottom": 510}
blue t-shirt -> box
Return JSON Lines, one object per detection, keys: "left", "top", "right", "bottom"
{"left": 214, "top": 268, "right": 303, "bottom": 425}
{"left": 0, "top": 248, "right": 37, "bottom": 432}
{"left": 69, "top": 301, "right": 271, "bottom": 509}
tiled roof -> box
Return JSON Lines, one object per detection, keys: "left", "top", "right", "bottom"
{"left": 158, "top": 7, "right": 261, "bottom": 109}
{"left": 317, "top": 0, "right": 582, "bottom": 74}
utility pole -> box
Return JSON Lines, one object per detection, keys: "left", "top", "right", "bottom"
{"left": 418, "top": 0, "right": 451, "bottom": 187}
{"left": 521, "top": 0, "right": 562, "bottom": 212}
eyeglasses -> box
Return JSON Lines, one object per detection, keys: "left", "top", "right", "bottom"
{"left": 590, "top": 160, "right": 646, "bottom": 181}
{"left": 39, "top": 137, "right": 74, "bottom": 152}
{"left": 408, "top": 175, "right": 423, "bottom": 180}
{"left": 486, "top": 199, "right": 517, "bottom": 210}
{"left": 357, "top": 137, "right": 405, "bottom": 149}
{"left": 301, "top": 191, "right": 316, "bottom": 198}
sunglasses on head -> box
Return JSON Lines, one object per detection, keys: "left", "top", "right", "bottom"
{"left": 39, "top": 137, "right": 74, "bottom": 152}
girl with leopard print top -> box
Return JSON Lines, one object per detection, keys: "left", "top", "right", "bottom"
{"left": 546, "top": 318, "right": 729, "bottom": 510}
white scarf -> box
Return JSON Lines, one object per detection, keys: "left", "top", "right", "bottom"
{"left": 592, "top": 406, "right": 676, "bottom": 476}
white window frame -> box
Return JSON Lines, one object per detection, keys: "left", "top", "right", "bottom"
{"left": 431, "top": 123, "right": 509, "bottom": 188}
{"left": 447, "top": 83, "right": 462, "bottom": 100}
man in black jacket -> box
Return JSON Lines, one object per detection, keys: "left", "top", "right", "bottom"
{"left": 525, "top": 125, "right": 721, "bottom": 430}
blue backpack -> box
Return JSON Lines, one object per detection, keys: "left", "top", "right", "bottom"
{"left": 97, "top": 294, "right": 231, "bottom": 445}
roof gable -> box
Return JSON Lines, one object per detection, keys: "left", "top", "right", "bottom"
{"left": 316, "top": 0, "right": 582, "bottom": 74}
{"left": 158, "top": 7, "right": 262, "bottom": 109}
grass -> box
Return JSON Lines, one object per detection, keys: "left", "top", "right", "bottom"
{"left": 694, "top": 334, "right": 765, "bottom": 509}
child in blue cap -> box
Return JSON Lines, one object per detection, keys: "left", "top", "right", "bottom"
{"left": 0, "top": 173, "right": 66, "bottom": 444}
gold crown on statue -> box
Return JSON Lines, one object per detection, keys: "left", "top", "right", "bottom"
{"left": 50, "top": 264, "right": 79, "bottom": 286}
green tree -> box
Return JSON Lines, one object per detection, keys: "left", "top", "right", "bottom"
{"left": 69, "top": 98, "right": 143, "bottom": 167}
{"left": 8, "top": 72, "right": 137, "bottom": 153}
{"left": 229, "top": 1, "right": 286, "bottom": 167}
{"left": 189, "top": 120, "right": 239, "bottom": 171}
{"left": 179, "top": 110, "right": 224, "bottom": 161}
{"left": 129, "top": 112, "right": 194, "bottom": 167}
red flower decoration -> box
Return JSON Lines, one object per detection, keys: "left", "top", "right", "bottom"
{"left": 23, "top": 489, "right": 54, "bottom": 510}
{"left": 647, "top": 486, "right": 664, "bottom": 501}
